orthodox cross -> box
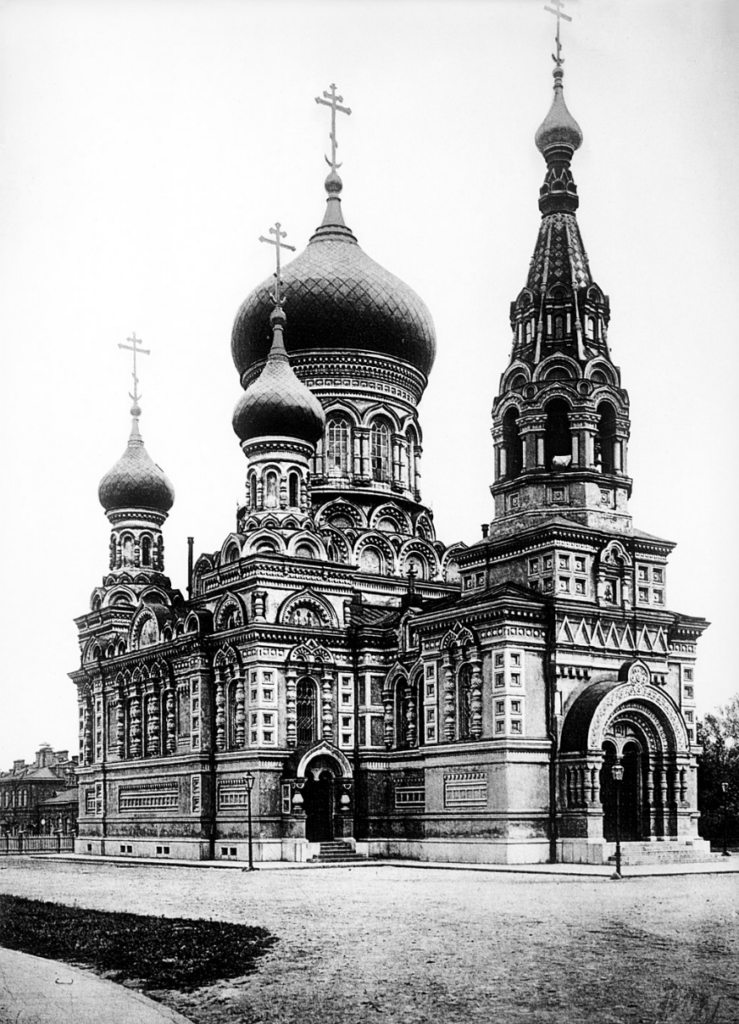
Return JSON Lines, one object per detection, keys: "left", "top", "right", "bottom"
{"left": 544, "top": 0, "right": 572, "bottom": 65}
{"left": 118, "top": 332, "right": 150, "bottom": 406}
{"left": 315, "top": 83, "right": 351, "bottom": 172}
{"left": 258, "top": 222, "right": 296, "bottom": 306}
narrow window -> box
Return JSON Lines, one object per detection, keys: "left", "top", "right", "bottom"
{"left": 296, "top": 679, "right": 318, "bottom": 746}
{"left": 288, "top": 471, "right": 299, "bottom": 507}
{"left": 502, "top": 408, "right": 523, "bottom": 478}
{"left": 596, "top": 402, "right": 617, "bottom": 475}
{"left": 370, "top": 420, "right": 392, "bottom": 483}
{"left": 249, "top": 473, "right": 257, "bottom": 508}
{"left": 326, "top": 417, "right": 352, "bottom": 477}
{"left": 457, "top": 664, "right": 472, "bottom": 740}
{"left": 140, "top": 535, "right": 152, "bottom": 566}
{"left": 264, "top": 471, "right": 279, "bottom": 509}
{"left": 544, "top": 399, "right": 571, "bottom": 469}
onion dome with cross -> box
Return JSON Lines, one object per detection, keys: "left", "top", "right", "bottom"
{"left": 231, "top": 85, "right": 436, "bottom": 395}
{"left": 98, "top": 335, "right": 174, "bottom": 517}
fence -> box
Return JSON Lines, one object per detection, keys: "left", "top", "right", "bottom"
{"left": 0, "top": 834, "right": 75, "bottom": 855}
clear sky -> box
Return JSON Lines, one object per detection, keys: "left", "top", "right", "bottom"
{"left": 1, "top": 0, "right": 737, "bottom": 766}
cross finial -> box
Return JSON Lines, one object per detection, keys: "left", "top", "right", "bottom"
{"left": 258, "top": 222, "right": 296, "bottom": 307}
{"left": 118, "top": 332, "right": 150, "bottom": 412}
{"left": 315, "top": 83, "right": 351, "bottom": 173}
{"left": 544, "top": 0, "right": 572, "bottom": 65}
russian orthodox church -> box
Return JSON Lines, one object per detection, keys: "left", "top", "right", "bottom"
{"left": 70, "top": 53, "right": 711, "bottom": 866}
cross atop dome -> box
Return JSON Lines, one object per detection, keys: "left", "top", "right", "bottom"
{"left": 315, "top": 83, "right": 351, "bottom": 175}
{"left": 118, "top": 332, "right": 150, "bottom": 418}
{"left": 258, "top": 222, "right": 296, "bottom": 308}
{"left": 544, "top": 0, "right": 572, "bottom": 66}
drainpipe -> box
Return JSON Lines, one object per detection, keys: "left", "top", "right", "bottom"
{"left": 187, "top": 537, "right": 194, "bottom": 599}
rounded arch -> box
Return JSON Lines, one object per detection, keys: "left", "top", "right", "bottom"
{"left": 316, "top": 499, "right": 367, "bottom": 531}
{"left": 296, "top": 742, "right": 353, "bottom": 779}
{"left": 287, "top": 532, "right": 327, "bottom": 560}
{"left": 500, "top": 360, "right": 532, "bottom": 393}
{"left": 243, "top": 529, "right": 287, "bottom": 556}
{"left": 219, "top": 533, "right": 243, "bottom": 565}
{"left": 370, "top": 503, "right": 412, "bottom": 535}
{"left": 319, "top": 526, "right": 351, "bottom": 564}
{"left": 533, "top": 354, "right": 581, "bottom": 383}
{"left": 354, "top": 532, "right": 397, "bottom": 576}
{"left": 102, "top": 586, "right": 136, "bottom": 610}
{"left": 584, "top": 357, "right": 618, "bottom": 386}
{"left": 278, "top": 589, "right": 339, "bottom": 629}
{"left": 214, "top": 593, "right": 246, "bottom": 632}
{"left": 400, "top": 538, "right": 440, "bottom": 580}
{"left": 414, "top": 512, "right": 436, "bottom": 542}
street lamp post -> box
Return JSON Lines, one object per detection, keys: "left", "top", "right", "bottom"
{"left": 721, "top": 781, "right": 731, "bottom": 857}
{"left": 243, "top": 771, "right": 257, "bottom": 872}
{"left": 611, "top": 761, "right": 624, "bottom": 880}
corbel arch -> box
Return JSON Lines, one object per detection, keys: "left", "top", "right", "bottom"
{"left": 533, "top": 354, "right": 582, "bottom": 383}
{"left": 243, "top": 529, "right": 287, "bottom": 556}
{"left": 316, "top": 499, "right": 367, "bottom": 531}
{"left": 220, "top": 533, "right": 243, "bottom": 565}
{"left": 214, "top": 593, "right": 246, "bottom": 632}
{"left": 370, "top": 503, "right": 412, "bottom": 536}
{"left": 354, "top": 532, "right": 397, "bottom": 576}
{"left": 500, "top": 360, "right": 533, "bottom": 393}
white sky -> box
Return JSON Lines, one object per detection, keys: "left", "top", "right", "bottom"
{"left": 1, "top": 0, "right": 737, "bottom": 766}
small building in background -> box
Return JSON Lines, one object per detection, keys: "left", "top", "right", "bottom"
{"left": 0, "top": 744, "right": 79, "bottom": 835}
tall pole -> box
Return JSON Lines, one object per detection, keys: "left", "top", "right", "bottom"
{"left": 243, "top": 771, "right": 257, "bottom": 871}
{"left": 721, "top": 781, "right": 730, "bottom": 857}
{"left": 611, "top": 760, "right": 624, "bottom": 880}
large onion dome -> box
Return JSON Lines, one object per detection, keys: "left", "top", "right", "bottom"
{"left": 98, "top": 406, "right": 175, "bottom": 514}
{"left": 232, "top": 306, "right": 326, "bottom": 444}
{"left": 231, "top": 173, "right": 436, "bottom": 382}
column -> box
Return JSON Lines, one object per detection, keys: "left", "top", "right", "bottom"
{"left": 442, "top": 654, "right": 455, "bottom": 742}
{"left": 116, "top": 695, "right": 126, "bottom": 758}
{"left": 145, "top": 687, "right": 160, "bottom": 756}
{"left": 286, "top": 670, "right": 297, "bottom": 748}
{"left": 234, "top": 673, "right": 246, "bottom": 748}
{"left": 129, "top": 693, "right": 142, "bottom": 758}
{"left": 215, "top": 675, "right": 226, "bottom": 752}
{"left": 321, "top": 670, "right": 334, "bottom": 742}
{"left": 165, "top": 690, "right": 177, "bottom": 754}
{"left": 382, "top": 683, "right": 394, "bottom": 749}
{"left": 469, "top": 657, "right": 483, "bottom": 740}
{"left": 405, "top": 682, "right": 417, "bottom": 748}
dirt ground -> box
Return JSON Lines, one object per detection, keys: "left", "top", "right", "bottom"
{"left": 0, "top": 859, "right": 737, "bottom": 1024}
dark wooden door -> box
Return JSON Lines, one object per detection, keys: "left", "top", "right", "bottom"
{"left": 305, "top": 775, "right": 334, "bottom": 842}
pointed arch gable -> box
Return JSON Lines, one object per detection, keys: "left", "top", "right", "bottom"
{"left": 286, "top": 638, "right": 335, "bottom": 670}
{"left": 440, "top": 622, "right": 478, "bottom": 652}
{"left": 296, "top": 741, "right": 353, "bottom": 779}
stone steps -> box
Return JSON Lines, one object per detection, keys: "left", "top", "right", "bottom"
{"left": 606, "top": 841, "right": 717, "bottom": 866}
{"left": 314, "top": 841, "right": 368, "bottom": 863}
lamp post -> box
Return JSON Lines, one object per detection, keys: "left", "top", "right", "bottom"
{"left": 721, "top": 781, "right": 730, "bottom": 857}
{"left": 611, "top": 760, "right": 624, "bottom": 880}
{"left": 243, "top": 771, "right": 257, "bottom": 872}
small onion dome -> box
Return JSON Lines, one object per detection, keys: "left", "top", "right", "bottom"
{"left": 535, "top": 64, "right": 583, "bottom": 157}
{"left": 231, "top": 173, "right": 436, "bottom": 382}
{"left": 98, "top": 411, "right": 175, "bottom": 514}
{"left": 232, "top": 306, "right": 326, "bottom": 445}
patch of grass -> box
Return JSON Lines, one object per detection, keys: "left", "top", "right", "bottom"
{"left": 0, "top": 895, "right": 276, "bottom": 991}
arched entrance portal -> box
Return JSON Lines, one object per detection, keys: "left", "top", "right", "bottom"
{"left": 296, "top": 746, "right": 354, "bottom": 843}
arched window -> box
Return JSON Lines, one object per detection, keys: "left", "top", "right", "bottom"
{"left": 406, "top": 427, "right": 417, "bottom": 490}
{"left": 121, "top": 534, "right": 134, "bottom": 565}
{"left": 457, "top": 664, "right": 472, "bottom": 740}
{"left": 288, "top": 471, "right": 300, "bottom": 507}
{"left": 554, "top": 315, "right": 564, "bottom": 340}
{"left": 141, "top": 535, "right": 152, "bottom": 566}
{"left": 370, "top": 419, "right": 392, "bottom": 483}
{"left": 264, "top": 471, "right": 279, "bottom": 509}
{"left": 360, "top": 547, "right": 382, "bottom": 574}
{"left": 596, "top": 402, "right": 617, "bottom": 475}
{"left": 249, "top": 473, "right": 257, "bottom": 508}
{"left": 296, "top": 678, "right": 318, "bottom": 746}
{"left": 502, "top": 408, "right": 523, "bottom": 478}
{"left": 396, "top": 679, "right": 411, "bottom": 749}
{"left": 326, "top": 417, "right": 352, "bottom": 477}
{"left": 544, "top": 398, "right": 572, "bottom": 469}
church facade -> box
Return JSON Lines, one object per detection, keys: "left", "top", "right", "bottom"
{"left": 70, "top": 60, "right": 710, "bottom": 866}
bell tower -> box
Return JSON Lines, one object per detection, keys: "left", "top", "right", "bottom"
{"left": 490, "top": 57, "right": 632, "bottom": 536}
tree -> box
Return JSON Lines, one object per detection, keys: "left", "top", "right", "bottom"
{"left": 697, "top": 695, "right": 739, "bottom": 845}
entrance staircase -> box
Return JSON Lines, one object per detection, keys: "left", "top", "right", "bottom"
{"left": 606, "top": 839, "right": 716, "bottom": 867}
{"left": 314, "top": 840, "right": 368, "bottom": 864}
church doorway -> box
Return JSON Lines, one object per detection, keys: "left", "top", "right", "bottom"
{"left": 302, "top": 753, "right": 345, "bottom": 842}
{"left": 600, "top": 741, "right": 643, "bottom": 842}
{"left": 304, "top": 770, "right": 334, "bottom": 841}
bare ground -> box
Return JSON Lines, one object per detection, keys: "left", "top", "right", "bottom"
{"left": 0, "top": 858, "right": 736, "bottom": 1024}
